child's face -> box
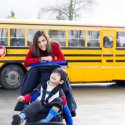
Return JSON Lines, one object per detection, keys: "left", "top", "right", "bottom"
{"left": 50, "top": 71, "right": 63, "bottom": 85}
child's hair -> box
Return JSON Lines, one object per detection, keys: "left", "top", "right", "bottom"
{"left": 53, "top": 68, "right": 68, "bottom": 82}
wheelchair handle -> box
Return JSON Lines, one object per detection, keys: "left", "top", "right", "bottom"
{"left": 29, "top": 61, "right": 68, "bottom": 67}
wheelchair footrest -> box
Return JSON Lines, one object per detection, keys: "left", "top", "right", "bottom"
{"left": 25, "top": 122, "right": 65, "bottom": 125}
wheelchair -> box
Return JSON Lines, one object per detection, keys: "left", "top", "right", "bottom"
{"left": 14, "top": 61, "right": 76, "bottom": 125}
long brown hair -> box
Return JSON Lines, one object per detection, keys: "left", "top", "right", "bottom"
{"left": 32, "top": 31, "right": 52, "bottom": 58}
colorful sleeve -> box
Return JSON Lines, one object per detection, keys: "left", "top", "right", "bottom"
{"left": 52, "top": 42, "right": 65, "bottom": 62}
{"left": 24, "top": 45, "right": 40, "bottom": 67}
{"left": 24, "top": 90, "right": 40, "bottom": 103}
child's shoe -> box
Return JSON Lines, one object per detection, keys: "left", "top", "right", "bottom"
{"left": 11, "top": 114, "right": 22, "bottom": 125}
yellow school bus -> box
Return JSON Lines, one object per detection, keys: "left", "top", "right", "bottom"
{"left": 0, "top": 19, "right": 125, "bottom": 89}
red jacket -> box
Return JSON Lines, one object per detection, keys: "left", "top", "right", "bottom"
{"left": 24, "top": 42, "right": 65, "bottom": 67}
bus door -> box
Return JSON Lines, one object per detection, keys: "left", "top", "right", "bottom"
{"left": 100, "top": 29, "right": 116, "bottom": 65}
{"left": 100, "top": 29, "right": 116, "bottom": 81}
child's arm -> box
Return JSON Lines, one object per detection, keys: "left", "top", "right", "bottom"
{"left": 23, "top": 90, "right": 40, "bottom": 103}
{"left": 22, "top": 84, "right": 41, "bottom": 103}
{"left": 17, "top": 90, "right": 40, "bottom": 104}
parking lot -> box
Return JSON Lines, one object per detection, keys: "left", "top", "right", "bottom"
{"left": 1, "top": 83, "right": 125, "bottom": 125}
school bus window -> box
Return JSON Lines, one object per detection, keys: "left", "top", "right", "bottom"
{"left": 116, "top": 32, "right": 125, "bottom": 47}
{"left": 27, "top": 29, "right": 42, "bottom": 46}
{"left": 68, "top": 30, "right": 85, "bottom": 47}
{"left": 103, "top": 36, "right": 113, "bottom": 48}
{"left": 87, "top": 31, "right": 100, "bottom": 48}
{"left": 10, "top": 29, "right": 25, "bottom": 47}
{"left": 0, "top": 28, "right": 8, "bottom": 46}
{"left": 48, "top": 30, "right": 66, "bottom": 47}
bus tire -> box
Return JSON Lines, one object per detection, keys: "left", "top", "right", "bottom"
{"left": 116, "top": 80, "right": 125, "bottom": 86}
{"left": 0, "top": 64, "right": 25, "bottom": 89}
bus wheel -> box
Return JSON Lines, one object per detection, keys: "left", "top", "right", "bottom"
{"left": 116, "top": 80, "right": 125, "bottom": 86}
{"left": 0, "top": 64, "right": 25, "bottom": 89}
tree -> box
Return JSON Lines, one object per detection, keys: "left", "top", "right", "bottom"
{"left": 38, "top": 0, "right": 96, "bottom": 20}
{"left": 8, "top": 10, "right": 16, "bottom": 18}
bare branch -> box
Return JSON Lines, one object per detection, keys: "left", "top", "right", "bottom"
{"left": 38, "top": 0, "right": 96, "bottom": 20}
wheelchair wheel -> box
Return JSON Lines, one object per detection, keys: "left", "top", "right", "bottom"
{"left": 25, "top": 122, "right": 65, "bottom": 125}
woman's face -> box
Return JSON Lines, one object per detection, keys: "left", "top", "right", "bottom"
{"left": 37, "top": 35, "right": 47, "bottom": 51}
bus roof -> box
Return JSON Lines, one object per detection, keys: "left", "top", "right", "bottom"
{"left": 0, "top": 18, "right": 125, "bottom": 28}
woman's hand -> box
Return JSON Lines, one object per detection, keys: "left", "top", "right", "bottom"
{"left": 40, "top": 56, "right": 52, "bottom": 62}
{"left": 17, "top": 96, "right": 25, "bottom": 102}
{"left": 46, "top": 56, "right": 52, "bottom": 62}
{"left": 40, "top": 57, "right": 47, "bottom": 62}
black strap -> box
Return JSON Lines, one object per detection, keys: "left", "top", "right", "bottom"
{"left": 41, "top": 83, "right": 47, "bottom": 102}
{"left": 46, "top": 84, "right": 61, "bottom": 102}
{"left": 41, "top": 83, "right": 61, "bottom": 103}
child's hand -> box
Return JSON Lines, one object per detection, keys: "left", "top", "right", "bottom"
{"left": 17, "top": 96, "right": 25, "bottom": 102}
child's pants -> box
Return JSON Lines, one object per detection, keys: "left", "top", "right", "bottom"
{"left": 22, "top": 99, "right": 63, "bottom": 121}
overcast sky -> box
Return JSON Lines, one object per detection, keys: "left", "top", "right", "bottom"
{"left": 0, "top": 0, "right": 125, "bottom": 25}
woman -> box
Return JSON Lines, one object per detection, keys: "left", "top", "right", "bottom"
{"left": 21, "top": 31, "right": 65, "bottom": 94}
{"left": 24, "top": 31, "right": 65, "bottom": 67}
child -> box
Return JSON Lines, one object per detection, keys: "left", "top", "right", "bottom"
{"left": 11, "top": 68, "right": 73, "bottom": 125}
